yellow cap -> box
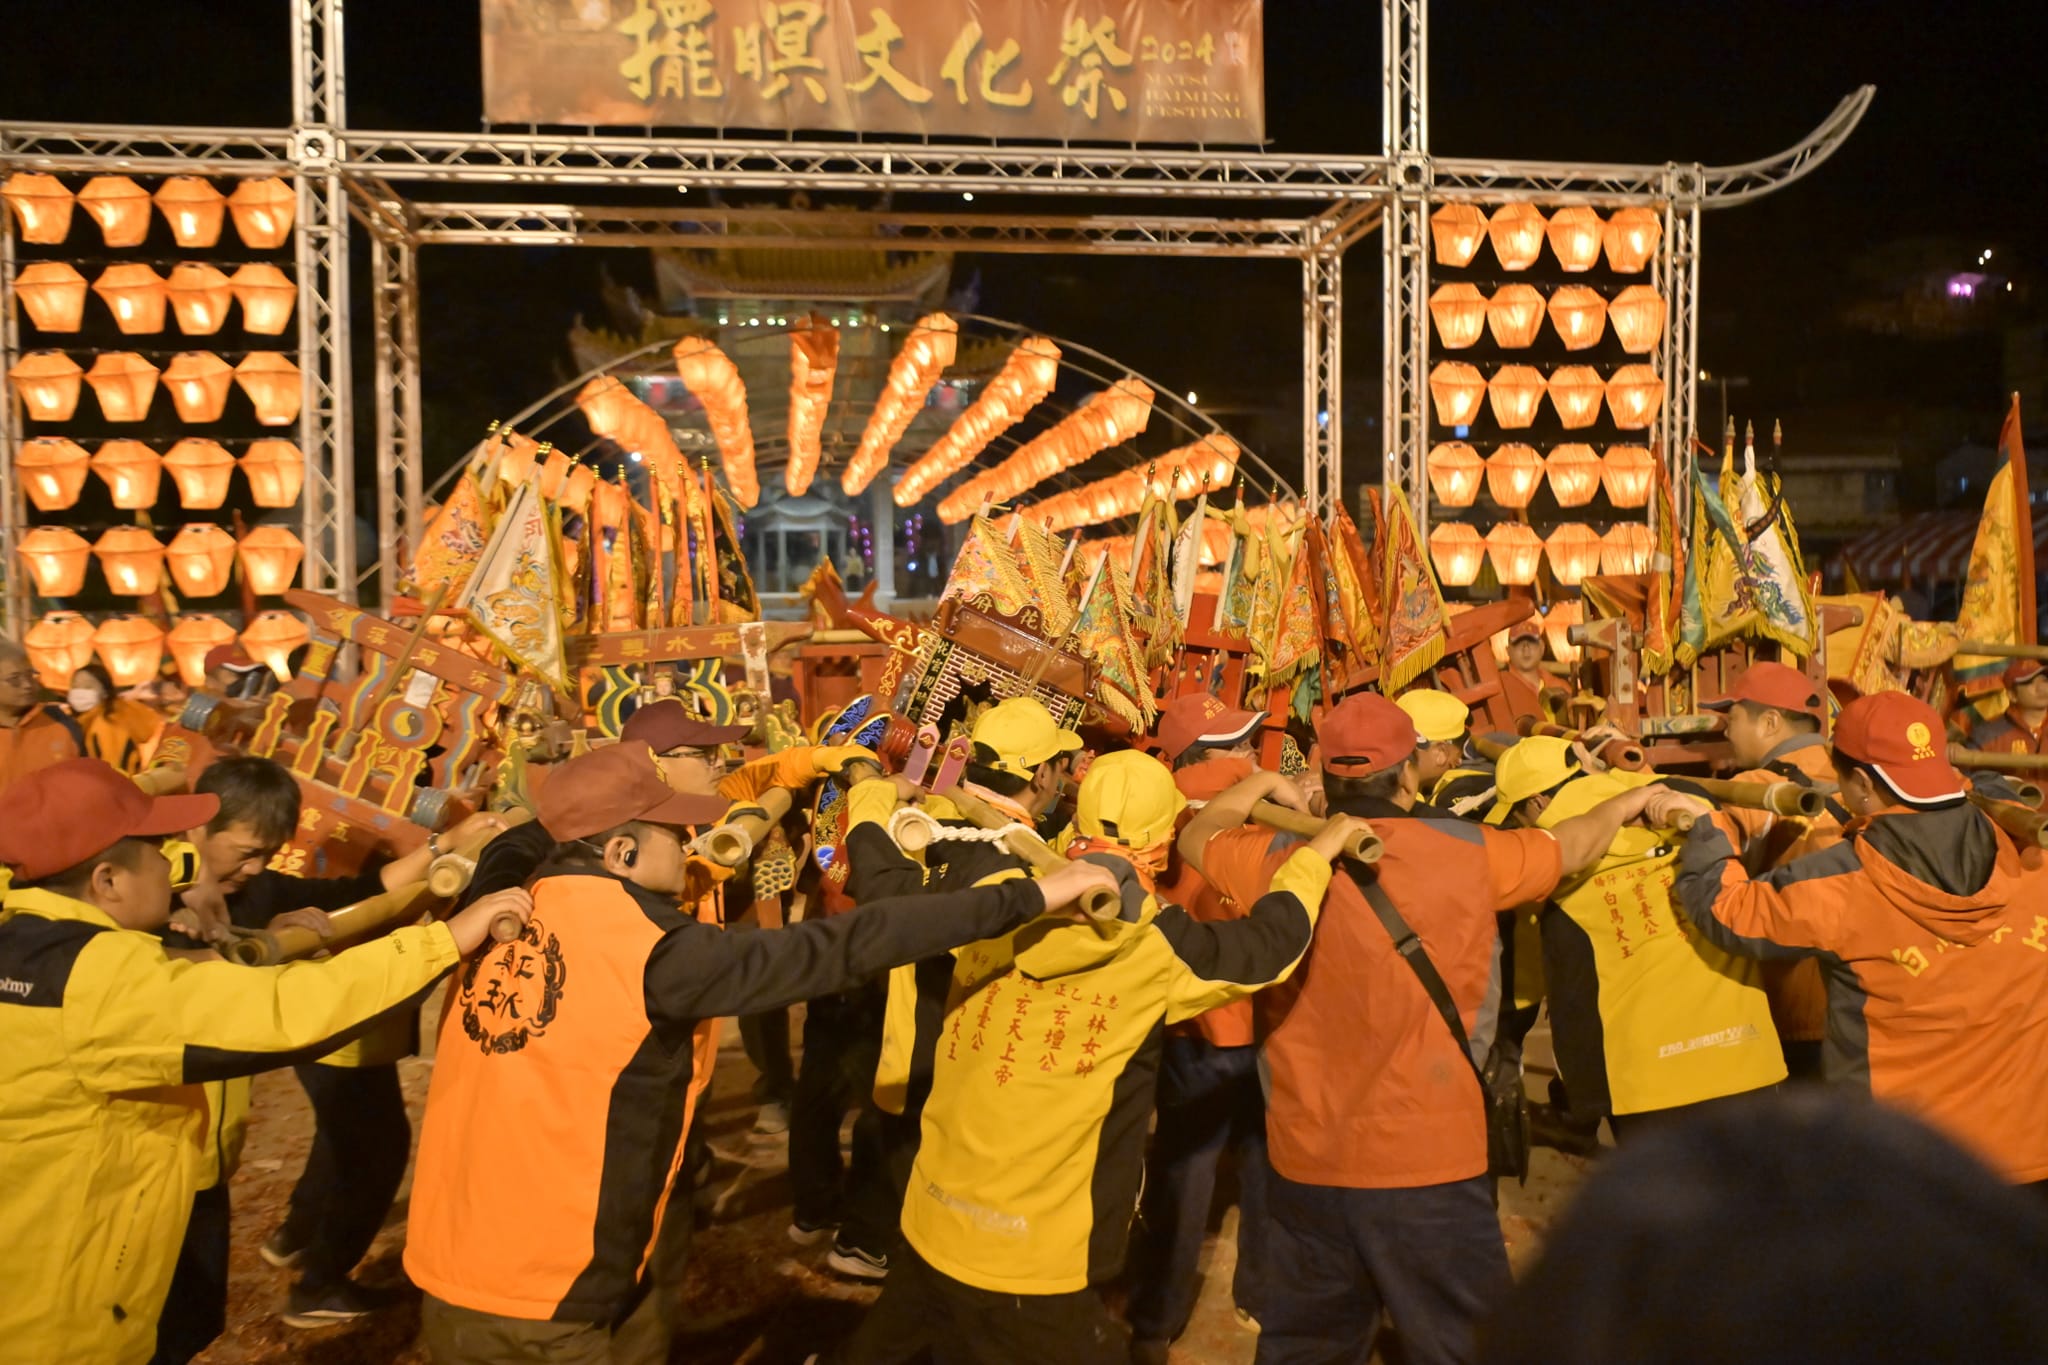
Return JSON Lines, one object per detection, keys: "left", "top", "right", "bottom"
{"left": 1395, "top": 689, "right": 1472, "bottom": 744}
{"left": 1485, "top": 737, "right": 1582, "bottom": 825}
{"left": 971, "top": 696, "right": 1084, "bottom": 779}
{"left": 1075, "top": 749, "right": 1188, "bottom": 849}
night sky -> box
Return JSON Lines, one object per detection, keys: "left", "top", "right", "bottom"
{"left": 4, "top": 0, "right": 2041, "bottom": 498}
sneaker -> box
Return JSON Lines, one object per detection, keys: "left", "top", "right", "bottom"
{"left": 280, "top": 1279, "right": 388, "bottom": 1329}
{"left": 753, "top": 1101, "right": 791, "bottom": 1135}
{"left": 259, "top": 1227, "right": 306, "bottom": 1270}
{"left": 788, "top": 1217, "right": 841, "bottom": 1247}
{"left": 826, "top": 1240, "right": 889, "bottom": 1280}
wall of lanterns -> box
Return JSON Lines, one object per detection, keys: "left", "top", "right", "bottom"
{"left": 4, "top": 170, "right": 308, "bottom": 686}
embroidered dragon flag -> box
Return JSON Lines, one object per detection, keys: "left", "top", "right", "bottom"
{"left": 1694, "top": 437, "right": 1816, "bottom": 658}
{"left": 1071, "top": 551, "right": 1153, "bottom": 730}
{"left": 457, "top": 478, "right": 570, "bottom": 696}
{"left": 1379, "top": 492, "right": 1449, "bottom": 692}
{"left": 1328, "top": 502, "right": 1383, "bottom": 670}
{"left": 1953, "top": 395, "right": 2035, "bottom": 708}
{"left": 409, "top": 438, "right": 496, "bottom": 599}
{"left": 1212, "top": 503, "right": 1259, "bottom": 635}
{"left": 1266, "top": 520, "right": 1324, "bottom": 719}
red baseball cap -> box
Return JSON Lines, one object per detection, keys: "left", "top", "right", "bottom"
{"left": 619, "top": 698, "right": 749, "bottom": 753}
{"left": 1316, "top": 694, "right": 1421, "bottom": 776}
{"left": 1831, "top": 692, "right": 1967, "bottom": 806}
{"left": 1508, "top": 620, "right": 1544, "bottom": 644}
{"left": 537, "top": 741, "right": 731, "bottom": 841}
{"left": 2004, "top": 658, "right": 2045, "bottom": 688}
{"left": 1156, "top": 694, "right": 1263, "bottom": 762}
{"left": 0, "top": 758, "right": 219, "bottom": 883}
{"left": 1703, "top": 661, "right": 1827, "bottom": 719}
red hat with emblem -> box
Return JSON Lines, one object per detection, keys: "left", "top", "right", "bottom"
{"left": 1702, "top": 661, "right": 1827, "bottom": 719}
{"left": 1831, "top": 692, "right": 1967, "bottom": 806}
{"left": 1315, "top": 694, "right": 1422, "bottom": 777}
{"left": 619, "top": 698, "right": 749, "bottom": 753}
{"left": 2003, "top": 658, "right": 2045, "bottom": 688}
{"left": 1156, "top": 694, "right": 1264, "bottom": 762}
{"left": 0, "top": 758, "right": 218, "bottom": 883}
{"left": 1508, "top": 619, "right": 1544, "bottom": 644}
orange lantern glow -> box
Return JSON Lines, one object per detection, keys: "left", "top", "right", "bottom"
{"left": 85, "top": 353, "right": 160, "bottom": 423}
{"left": 1429, "top": 203, "right": 1489, "bottom": 267}
{"left": 1428, "top": 283, "right": 1488, "bottom": 349}
{"left": 784, "top": 317, "right": 841, "bottom": 497}
{"left": 91, "top": 263, "right": 169, "bottom": 335}
{"left": 844, "top": 312, "right": 958, "bottom": 495}
{"left": 1486, "top": 203, "right": 1547, "bottom": 270}
{"left": 168, "top": 615, "right": 239, "bottom": 686}
{"left": 238, "top": 526, "right": 304, "bottom": 594}
{"left": 1548, "top": 365, "right": 1606, "bottom": 430}
{"left": 76, "top": 175, "right": 152, "bottom": 247}
{"left": 93, "top": 527, "right": 168, "bottom": 596}
{"left": 1606, "top": 364, "right": 1664, "bottom": 430}
{"left": 938, "top": 377, "right": 1154, "bottom": 523}
{"left": 1484, "top": 443, "right": 1546, "bottom": 508}
{"left": 1543, "top": 601, "right": 1584, "bottom": 666}
{"left": 1603, "top": 207, "right": 1663, "bottom": 273}
{"left": 1020, "top": 433, "right": 1239, "bottom": 533}
{"left": 1484, "top": 522, "right": 1545, "bottom": 586}
{"left": 92, "top": 615, "right": 166, "bottom": 687}
{"left": 1601, "top": 522, "right": 1654, "bottom": 575}
{"left": 15, "top": 437, "right": 91, "bottom": 511}
{"left": 89, "top": 440, "right": 163, "bottom": 508}
{"left": 2, "top": 172, "right": 75, "bottom": 244}
{"left": 162, "top": 351, "right": 235, "bottom": 423}
{"left": 9, "top": 351, "right": 84, "bottom": 421}
{"left": 894, "top": 337, "right": 1060, "bottom": 508}
{"left": 162, "top": 438, "right": 236, "bottom": 508}
{"left": 165, "top": 262, "right": 233, "bottom": 335}
{"left": 1487, "top": 367, "right": 1548, "bottom": 431}
{"left": 241, "top": 612, "right": 309, "bottom": 678}
{"left": 14, "top": 262, "right": 88, "bottom": 332}
{"left": 17, "top": 528, "right": 93, "bottom": 597}
{"left": 153, "top": 177, "right": 225, "bottom": 248}
{"left": 227, "top": 177, "right": 296, "bottom": 249}
{"left": 228, "top": 262, "right": 296, "bottom": 335}
{"left": 165, "top": 524, "right": 238, "bottom": 596}
{"left": 1429, "top": 521, "right": 1487, "bottom": 587}
{"left": 1608, "top": 285, "right": 1666, "bottom": 354}
{"left": 235, "top": 353, "right": 303, "bottom": 426}
{"left": 1485, "top": 284, "right": 1545, "bottom": 348}
{"left": 241, "top": 439, "right": 306, "bottom": 506}
{"left": 1547, "top": 285, "right": 1608, "bottom": 351}
{"left": 1545, "top": 522, "right": 1604, "bottom": 585}
{"left": 1546, "top": 206, "right": 1604, "bottom": 272}
{"left": 1428, "top": 362, "right": 1487, "bottom": 427}
{"left": 673, "top": 337, "right": 759, "bottom": 507}
{"left": 1602, "top": 446, "right": 1657, "bottom": 507}
{"left": 1426, "top": 441, "right": 1485, "bottom": 507}
{"left": 1544, "top": 443, "right": 1603, "bottom": 508}
{"left": 24, "top": 612, "right": 96, "bottom": 688}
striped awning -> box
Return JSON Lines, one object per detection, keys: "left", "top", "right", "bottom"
{"left": 1835, "top": 511, "right": 2048, "bottom": 585}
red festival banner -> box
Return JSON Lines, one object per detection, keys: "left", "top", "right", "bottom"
{"left": 481, "top": 0, "right": 1264, "bottom": 144}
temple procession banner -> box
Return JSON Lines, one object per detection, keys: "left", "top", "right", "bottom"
{"left": 481, "top": 0, "right": 1265, "bottom": 143}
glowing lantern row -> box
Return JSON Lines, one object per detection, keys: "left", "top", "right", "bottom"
{"left": 1020, "top": 433, "right": 1240, "bottom": 533}
{"left": 94, "top": 528, "right": 167, "bottom": 595}
{"left": 784, "top": 316, "right": 841, "bottom": 497}
{"left": 1430, "top": 281, "right": 1659, "bottom": 355}
{"left": 1428, "top": 201, "right": 1663, "bottom": 273}
{"left": 1487, "top": 285, "right": 1545, "bottom": 348}
{"left": 24, "top": 612, "right": 96, "bottom": 688}
{"left": 1602, "top": 522, "right": 1654, "bottom": 575}
{"left": 842, "top": 312, "right": 958, "bottom": 496}
{"left": 8, "top": 352, "right": 85, "bottom": 421}
{"left": 13, "top": 437, "right": 303, "bottom": 511}
{"left": 17, "top": 528, "right": 93, "bottom": 596}
{"left": 86, "top": 353, "right": 161, "bottom": 421}
{"left": 91, "top": 440, "right": 163, "bottom": 507}
{"left": 92, "top": 263, "right": 170, "bottom": 335}
{"left": 1488, "top": 367, "right": 1547, "bottom": 430}
{"left": 237, "top": 526, "right": 305, "bottom": 594}
{"left": 15, "top": 262, "right": 88, "bottom": 332}
{"left": 1484, "top": 444, "right": 1545, "bottom": 508}
{"left": 1545, "top": 522, "right": 1605, "bottom": 585}
{"left": 1426, "top": 441, "right": 1484, "bottom": 507}
{"left": 77, "top": 176, "right": 153, "bottom": 248}
{"left": 671, "top": 338, "right": 758, "bottom": 507}
{"left": 93, "top": 615, "right": 166, "bottom": 686}
{"left": 938, "top": 378, "right": 1155, "bottom": 524}
{"left": 1602, "top": 445, "right": 1657, "bottom": 507}
{"left": 1607, "top": 286, "right": 1665, "bottom": 354}
{"left": 893, "top": 337, "right": 1060, "bottom": 508}
{"left": 1484, "top": 522, "right": 1544, "bottom": 585}
{"left": 575, "top": 372, "right": 691, "bottom": 514}
{"left": 2, "top": 172, "right": 76, "bottom": 244}
{"left": 166, "top": 524, "right": 239, "bottom": 596}
{"left": 1432, "top": 364, "right": 1677, "bottom": 433}
{"left": 16, "top": 438, "right": 91, "bottom": 511}
{"left": 1429, "top": 521, "right": 1486, "bottom": 586}
{"left": 242, "top": 610, "right": 310, "bottom": 677}
{"left": 0, "top": 173, "right": 295, "bottom": 248}
{"left": 1545, "top": 444, "right": 1603, "bottom": 507}
{"left": 1548, "top": 286, "right": 1606, "bottom": 351}
{"left": 169, "top": 615, "right": 239, "bottom": 685}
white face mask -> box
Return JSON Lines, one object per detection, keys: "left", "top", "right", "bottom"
{"left": 67, "top": 686, "right": 105, "bottom": 713}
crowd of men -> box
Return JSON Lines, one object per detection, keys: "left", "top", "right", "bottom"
{"left": 5, "top": 624, "right": 2048, "bottom": 1365}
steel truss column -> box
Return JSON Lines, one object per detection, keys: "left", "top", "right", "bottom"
{"left": 293, "top": 0, "right": 354, "bottom": 600}
{"left": 1383, "top": 0, "right": 1428, "bottom": 159}
{"left": 1382, "top": 188, "right": 1429, "bottom": 525}
{"left": 1301, "top": 234, "right": 1340, "bottom": 518}
{"left": 368, "top": 230, "right": 422, "bottom": 610}
{"left": 0, "top": 226, "right": 25, "bottom": 632}
{"left": 1657, "top": 168, "right": 1703, "bottom": 529}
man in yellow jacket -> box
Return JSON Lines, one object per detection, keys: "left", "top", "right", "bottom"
{"left": 0, "top": 757, "right": 534, "bottom": 1365}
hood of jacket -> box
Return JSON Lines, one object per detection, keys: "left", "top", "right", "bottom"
{"left": 1855, "top": 802, "right": 2016, "bottom": 945}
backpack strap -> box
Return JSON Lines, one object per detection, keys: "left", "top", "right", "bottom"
{"left": 1355, "top": 872, "right": 1485, "bottom": 1089}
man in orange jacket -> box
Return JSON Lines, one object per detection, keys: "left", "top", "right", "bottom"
{"left": 1963, "top": 658, "right": 2048, "bottom": 755}
{"left": 0, "top": 638, "right": 83, "bottom": 795}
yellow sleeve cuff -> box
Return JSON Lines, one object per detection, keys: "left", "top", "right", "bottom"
{"left": 1269, "top": 844, "right": 1334, "bottom": 915}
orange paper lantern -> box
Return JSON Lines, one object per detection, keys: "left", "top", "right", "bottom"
{"left": 168, "top": 615, "right": 239, "bottom": 686}
{"left": 15, "top": 437, "right": 91, "bottom": 511}
{"left": 1486, "top": 204, "right": 1547, "bottom": 271}
{"left": 784, "top": 318, "right": 841, "bottom": 497}
{"left": 2, "top": 172, "right": 75, "bottom": 244}
{"left": 226, "top": 177, "right": 296, "bottom": 249}
{"left": 86, "top": 353, "right": 160, "bottom": 423}
{"left": 235, "top": 353, "right": 303, "bottom": 426}
{"left": 893, "top": 337, "right": 1060, "bottom": 509}
{"left": 14, "top": 262, "right": 88, "bottom": 332}
{"left": 162, "top": 438, "right": 236, "bottom": 508}
{"left": 1548, "top": 365, "right": 1606, "bottom": 430}
{"left": 238, "top": 526, "right": 304, "bottom": 594}
{"left": 1485, "top": 284, "right": 1546, "bottom": 349}
{"left": 91, "top": 263, "right": 169, "bottom": 335}
{"left": 1429, "top": 521, "right": 1487, "bottom": 587}
{"left": 1602, "top": 446, "right": 1657, "bottom": 507}
{"left": 228, "top": 262, "right": 296, "bottom": 334}
{"left": 843, "top": 312, "right": 959, "bottom": 496}
{"left": 153, "top": 177, "right": 226, "bottom": 248}
{"left": 76, "top": 175, "right": 152, "bottom": 247}
{"left": 1429, "top": 203, "right": 1489, "bottom": 268}
{"left": 1544, "top": 444, "right": 1603, "bottom": 508}
{"left": 1603, "top": 207, "right": 1663, "bottom": 272}
{"left": 92, "top": 615, "right": 166, "bottom": 687}
{"left": 1547, "top": 286, "right": 1608, "bottom": 351}
{"left": 163, "top": 351, "right": 235, "bottom": 423}
{"left": 8, "top": 351, "right": 84, "bottom": 421}
{"left": 1545, "top": 522, "right": 1604, "bottom": 585}
{"left": 241, "top": 440, "right": 306, "bottom": 506}
{"left": 90, "top": 440, "right": 163, "bottom": 508}
{"left": 165, "top": 262, "right": 234, "bottom": 335}
{"left": 17, "top": 528, "right": 93, "bottom": 597}
{"left": 1426, "top": 442, "right": 1485, "bottom": 507}
{"left": 1606, "top": 364, "right": 1665, "bottom": 430}
{"left": 1487, "top": 368, "right": 1548, "bottom": 431}
{"left": 1543, "top": 601, "right": 1583, "bottom": 666}
{"left": 240, "top": 611, "right": 309, "bottom": 678}
{"left": 1428, "top": 362, "right": 1487, "bottom": 427}
{"left": 94, "top": 527, "right": 168, "bottom": 596}
{"left": 1546, "top": 207, "right": 1605, "bottom": 272}
{"left": 1484, "top": 522, "right": 1545, "bottom": 586}
{"left": 1428, "top": 283, "right": 1488, "bottom": 349}
{"left": 1608, "top": 285, "right": 1666, "bottom": 354}
{"left": 165, "top": 524, "right": 239, "bottom": 596}
{"left": 1484, "top": 443, "right": 1546, "bottom": 508}
{"left": 1601, "top": 522, "right": 1654, "bottom": 575}
{"left": 24, "top": 612, "right": 96, "bottom": 688}
{"left": 673, "top": 337, "right": 759, "bottom": 507}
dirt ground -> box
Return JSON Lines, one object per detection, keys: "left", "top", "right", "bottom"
{"left": 195, "top": 997, "right": 1595, "bottom": 1364}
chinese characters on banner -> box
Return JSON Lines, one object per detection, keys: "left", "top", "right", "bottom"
{"left": 481, "top": 0, "right": 1264, "bottom": 143}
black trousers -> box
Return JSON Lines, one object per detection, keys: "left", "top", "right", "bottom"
{"left": 741, "top": 1006, "right": 796, "bottom": 1105}
{"left": 150, "top": 1182, "right": 230, "bottom": 1365}
{"left": 280, "top": 1062, "right": 413, "bottom": 1289}
{"left": 830, "top": 1244, "right": 1125, "bottom": 1365}
{"left": 788, "top": 985, "right": 887, "bottom": 1233}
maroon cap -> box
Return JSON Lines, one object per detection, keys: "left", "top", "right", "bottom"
{"left": 1156, "top": 694, "right": 1263, "bottom": 762}
{"left": 537, "top": 741, "right": 731, "bottom": 842}
{"left": 202, "top": 643, "right": 262, "bottom": 675}
{"left": 1702, "top": 661, "right": 1826, "bottom": 719}
{"left": 2004, "top": 658, "right": 2046, "bottom": 688}
{"left": 1315, "top": 694, "right": 1421, "bottom": 776}
{"left": 0, "top": 758, "right": 218, "bottom": 882}
{"left": 619, "top": 698, "right": 749, "bottom": 753}
{"left": 1832, "top": 692, "right": 1967, "bottom": 806}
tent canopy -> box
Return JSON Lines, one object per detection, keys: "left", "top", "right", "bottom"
{"left": 1836, "top": 511, "right": 2048, "bottom": 586}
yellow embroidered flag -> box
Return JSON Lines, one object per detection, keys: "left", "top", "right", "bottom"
{"left": 1953, "top": 395, "right": 2034, "bottom": 706}
{"left": 457, "top": 479, "right": 570, "bottom": 696}
{"left": 1379, "top": 493, "right": 1448, "bottom": 691}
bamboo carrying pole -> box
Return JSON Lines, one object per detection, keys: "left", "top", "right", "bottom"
{"left": 1950, "top": 748, "right": 2048, "bottom": 774}
{"left": 1250, "top": 799, "right": 1383, "bottom": 864}
{"left": 223, "top": 882, "right": 438, "bottom": 966}
{"left": 1516, "top": 716, "right": 1647, "bottom": 770}
{"left": 1958, "top": 641, "right": 2048, "bottom": 661}
{"left": 699, "top": 787, "right": 795, "bottom": 868}
{"left": 935, "top": 786, "right": 1124, "bottom": 928}
{"left": 426, "top": 808, "right": 536, "bottom": 897}
{"left": 1970, "top": 793, "right": 2048, "bottom": 849}
{"left": 1677, "top": 777, "right": 1827, "bottom": 819}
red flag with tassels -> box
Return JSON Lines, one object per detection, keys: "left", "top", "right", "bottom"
{"left": 1378, "top": 491, "right": 1448, "bottom": 691}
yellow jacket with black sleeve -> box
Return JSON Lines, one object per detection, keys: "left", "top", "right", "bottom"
{"left": 0, "top": 887, "right": 461, "bottom": 1365}
{"left": 900, "top": 845, "right": 1332, "bottom": 1295}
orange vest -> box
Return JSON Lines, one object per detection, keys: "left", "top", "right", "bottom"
{"left": 1162, "top": 755, "right": 1257, "bottom": 1049}
{"left": 0, "top": 705, "right": 82, "bottom": 794}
